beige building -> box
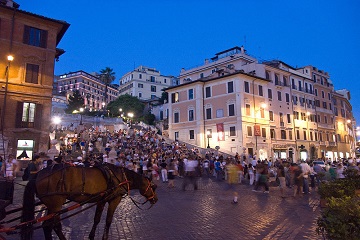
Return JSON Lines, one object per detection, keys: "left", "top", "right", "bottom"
{"left": 119, "top": 66, "right": 172, "bottom": 100}
{"left": 165, "top": 46, "right": 356, "bottom": 161}
{"left": 56, "top": 70, "right": 119, "bottom": 111}
{"left": 0, "top": 1, "right": 69, "bottom": 158}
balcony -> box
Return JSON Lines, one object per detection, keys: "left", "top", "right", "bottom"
{"left": 319, "top": 141, "right": 326, "bottom": 146}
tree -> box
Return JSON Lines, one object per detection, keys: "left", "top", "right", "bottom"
{"left": 107, "top": 94, "right": 144, "bottom": 119}
{"left": 99, "top": 67, "right": 116, "bottom": 104}
{"left": 99, "top": 67, "right": 116, "bottom": 85}
{"left": 159, "top": 91, "right": 168, "bottom": 104}
{"left": 65, "top": 90, "right": 84, "bottom": 114}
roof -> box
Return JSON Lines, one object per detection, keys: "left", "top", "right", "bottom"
{"left": 165, "top": 70, "right": 270, "bottom": 92}
{"left": 0, "top": 4, "right": 70, "bottom": 45}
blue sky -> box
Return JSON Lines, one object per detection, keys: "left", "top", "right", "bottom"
{"left": 18, "top": 0, "right": 360, "bottom": 123}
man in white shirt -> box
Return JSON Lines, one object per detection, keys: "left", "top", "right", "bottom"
{"left": 300, "top": 160, "right": 311, "bottom": 194}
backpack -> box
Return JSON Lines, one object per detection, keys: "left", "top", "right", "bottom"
{"left": 22, "top": 166, "right": 30, "bottom": 181}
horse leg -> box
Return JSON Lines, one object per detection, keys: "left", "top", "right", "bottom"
{"left": 53, "top": 216, "right": 66, "bottom": 240}
{"left": 102, "top": 198, "right": 121, "bottom": 240}
{"left": 89, "top": 202, "right": 106, "bottom": 240}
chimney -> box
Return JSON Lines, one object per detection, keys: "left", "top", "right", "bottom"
{"left": 204, "top": 59, "right": 209, "bottom": 64}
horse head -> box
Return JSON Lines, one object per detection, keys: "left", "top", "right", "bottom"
{"left": 140, "top": 176, "right": 158, "bottom": 204}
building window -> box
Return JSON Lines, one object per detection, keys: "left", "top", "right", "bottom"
{"left": 269, "top": 111, "right": 274, "bottom": 121}
{"left": 303, "top": 130, "right": 307, "bottom": 140}
{"left": 150, "top": 76, "right": 155, "bottom": 82}
{"left": 228, "top": 81, "right": 234, "bottom": 93}
{"left": 268, "top": 89, "right": 272, "bottom": 100}
{"left": 281, "top": 130, "right": 286, "bottom": 139}
{"left": 285, "top": 93, "right": 290, "bottom": 103}
{"left": 277, "top": 91, "right": 282, "bottom": 101}
{"left": 138, "top": 83, "right": 143, "bottom": 88}
{"left": 205, "top": 87, "right": 211, "bottom": 98}
{"left": 174, "top": 112, "right": 179, "bottom": 123}
{"left": 265, "top": 71, "right": 270, "bottom": 80}
{"left": 287, "top": 114, "right": 291, "bottom": 123}
{"left": 261, "top": 128, "right": 266, "bottom": 137}
{"left": 274, "top": 74, "right": 279, "bottom": 85}
{"left": 200, "top": 73, "right": 204, "bottom": 78}
{"left": 188, "top": 109, "right": 194, "bottom": 121}
{"left": 138, "top": 92, "right": 142, "bottom": 98}
{"left": 245, "top": 104, "right": 251, "bottom": 116}
{"left": 206, "top": 108, "right": 212, "bottom": 119}
{"left": 230, "top": 126, "right": 236, "bottom": 136}
{"left": 25, "top": 64, "right": 39, "bottom": 84}
{"left": 244, "top": 81, "right": 250, "bottom": 93}
{"left": 310, "top": 132, "right": 313, "bottom": 141}
{"left": 139, "top": 74, "right": 142, "bottom": 79}
{"left": 20, "top": 102, "right": 36, "bottom": 128}
{"left": 151, "top": 85, "right": 156, "bottom": 92}
{"left": 270, "top": 129, "right": 275, "bottom": 139}
{"left": 15, "top": 102, "right": 42, "bottom": 129}
{"left": 247, "top": 126, "right": 252, "bottom": 136}
{"left": 288, "top": 130, "right": 293, "bottom": 140}
{"left": 296, "top": 130, "right": 300, "bottom": 140}
{"left": 228, "top": 104, "right": 235, "bottom": 116}
{"left": 23, "top": 25, "right": 47, "bottom": 48}
{"left": 258, "top": 85, "right": 263, "bottom": 96}
{"left": 260, "top": 108, "right": 265, "bottom": 118}
{"left": 188, "top": 89, "right": 194, "bottom": 100}
{"left": 283, "top": 76, "right": 288, "bottom": 86}
{"left": 171, "top": 92, "right": 179, "bottom": 103}
{"left": 189, "top": 130, "right": 195, "bottom": 140}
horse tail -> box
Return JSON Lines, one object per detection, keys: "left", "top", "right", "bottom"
{"left": 21, "top": 180, "right": 36, "bottom": 240}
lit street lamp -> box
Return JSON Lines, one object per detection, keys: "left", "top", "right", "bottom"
{"left": 127, "top": 112, "right": 134, "bottom": 128}
{"left": 79, "top": 107, "right": 84, "bottom": 125}
{"left": 52, "top": 116, "right": 61, "bottom": 129}
{"left": 206, "top": 131, "right": 211, "bottom": 148}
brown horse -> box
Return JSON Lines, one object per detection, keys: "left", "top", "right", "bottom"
{"left": 21, "top": 163, "right": 158, "bottom": 240}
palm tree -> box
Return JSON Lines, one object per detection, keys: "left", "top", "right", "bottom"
{"left": 99, "top": 67, "right": 116, "bottom": 107}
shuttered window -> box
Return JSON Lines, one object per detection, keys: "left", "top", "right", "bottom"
{"left": 25, "top": 64, "right": 39, "bottom": 84}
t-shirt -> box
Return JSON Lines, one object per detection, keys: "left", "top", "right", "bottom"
{"left": 28, "top": 161, "right": 38, "bottom": 181}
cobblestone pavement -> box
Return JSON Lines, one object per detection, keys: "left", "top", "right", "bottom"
{"left": 3, "top": 177, "right": 322, "bottom": 240}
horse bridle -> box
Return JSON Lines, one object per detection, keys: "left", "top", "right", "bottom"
{"left": 142, "top": 178, "right": 156, "bottom": 204}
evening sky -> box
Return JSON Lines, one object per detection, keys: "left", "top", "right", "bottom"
{"left": 17, "top": 0, "right": 360, "bottom": 124}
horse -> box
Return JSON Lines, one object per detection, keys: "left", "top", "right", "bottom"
{"left": 21, "top": 163, "right": 158, "bottom": 240}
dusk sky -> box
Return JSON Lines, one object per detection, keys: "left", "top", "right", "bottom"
{"left": 18, "top": 0, "right": 360, "bottom": 123}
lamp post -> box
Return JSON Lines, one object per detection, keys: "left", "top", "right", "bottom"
{"left": 206, "top": 131, "right": 211, "bottom": 148}
{"left": 127, "top": 112, "right": 134, "bottom": 128}
{"left": 1, "top": 55, "right": 14, "bottom": 160}
{"left": 79, "top": 107, "right": 84, "bottom": 125}
{"left": 119, "top": 108, "right": 122, "bottom": 117}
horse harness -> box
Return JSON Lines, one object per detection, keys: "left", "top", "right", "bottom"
{"left": 37, "top": 164, "right": 129, "bottom": 200}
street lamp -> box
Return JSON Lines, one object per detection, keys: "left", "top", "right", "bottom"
{"left": 1, "top": 55, "right": 14, "bottom": 161}
{"left": 102, "top": 102, "right": 105, "bottom": 109}
{"left": 127, "top": 112, "right": 134, "bottom": 128}
{"left": 206, "top": 131, "right": 211, "bottom": 148}
{"left": 119, "top": 108, "right": 123, "bottom": 117}
{"left": 52, "top": 116, "right": 61, "bottom": 129}
{"left": 79, "top": 107, "right": 84, "bottom": 125}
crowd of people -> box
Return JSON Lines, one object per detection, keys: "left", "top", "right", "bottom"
{"left": 1, "top": 125, "right": 360, "bottom": 203}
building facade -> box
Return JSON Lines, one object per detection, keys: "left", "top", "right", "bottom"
{"left": 165, "top": 46, "right": 356, "bottom": 162}
{"left": 119, "top": 66, "right": 173, "bottom": 100}
{"left": 0, "top": 1, "right": 69, "bottom": 159}
{"left": 56, "top": 70, "right": 119, "bottom": 111}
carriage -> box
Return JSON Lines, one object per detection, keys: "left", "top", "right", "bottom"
{"left": 0, "top": 163, "right": 158, "bottom": 240}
